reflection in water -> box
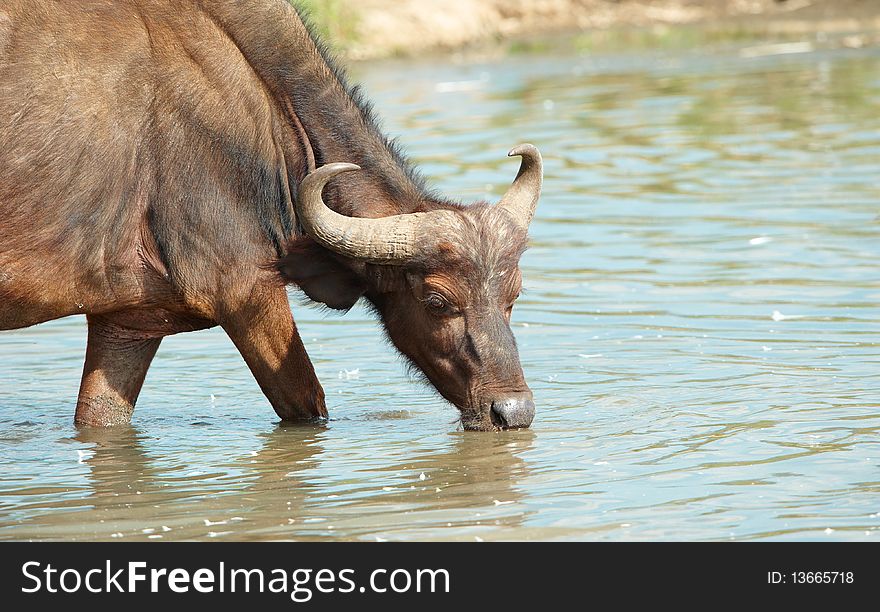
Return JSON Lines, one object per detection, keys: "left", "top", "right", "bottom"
{"left": 1, "top": 38, "right": 879, "bottom": 540}
{"left": 320, "top": 431, "right": 536, "bottom": 541}
{"left": 75, "top": 427, "right": 159, "bottom": 509}
{"left": 1, "top": 423, "right": 534, "bottom": 541}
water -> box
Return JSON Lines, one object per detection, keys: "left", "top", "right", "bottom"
{"left": 1, "top": 39, "right": 879, "bottom": 541}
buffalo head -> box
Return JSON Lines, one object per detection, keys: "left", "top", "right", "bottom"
{"left": 286, "top": 145, "right": 542, "bottom": 431}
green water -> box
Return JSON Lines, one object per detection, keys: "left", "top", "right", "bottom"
{"left": 1, "top": 39, "right": 878, "bottom": 540}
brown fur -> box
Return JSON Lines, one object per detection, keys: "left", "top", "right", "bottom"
{"left": 0, "top": 0, "right": 533, "bottom": 430}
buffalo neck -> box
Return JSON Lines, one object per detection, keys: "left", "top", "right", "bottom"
{"left": 203, "top": 0, "right": 429, "bottom": 220}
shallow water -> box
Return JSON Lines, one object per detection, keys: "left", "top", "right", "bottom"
{"left": 1, "top": 39, "right": 879, "bottom": 541}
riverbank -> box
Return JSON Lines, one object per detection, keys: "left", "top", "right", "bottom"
{"left": 294, "top": 0, "right": 880, "bottom": 59}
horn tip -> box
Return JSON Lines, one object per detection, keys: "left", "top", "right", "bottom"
{"left": 320, "top": 162, "right": 361, "bottom": 173}
{"left": 301, "top": 162, "right": 362, "bottom": 191}
{"left": 508, "top": 143, "right": 539, "bottom": 158}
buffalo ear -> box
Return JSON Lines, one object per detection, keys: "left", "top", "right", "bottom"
{"left": 277, "top": 238, "right": 365, "bottom": 310}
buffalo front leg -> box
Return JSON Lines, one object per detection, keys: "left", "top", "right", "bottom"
{"left": 222, "top": 284, "right": 326, "bottom": 421}
{"left": 75, "top": 316, "right": 162, "bottom": 426}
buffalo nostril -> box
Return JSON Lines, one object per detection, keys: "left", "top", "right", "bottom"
{"left": 490, "top": 398, "right": 535, "bottom": 429}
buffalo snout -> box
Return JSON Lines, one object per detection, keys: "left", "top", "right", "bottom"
{"left": 490, "top": 395, "right": 535, "bottom": 429}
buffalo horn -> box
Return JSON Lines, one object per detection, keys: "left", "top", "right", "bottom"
{"left": 497, "top": 143, "right": 543, "bottom": 230}
{"left": 296, "top": 162, "right": 456, "bottom": 263}
{"left": 296, "top": 144, "right": 542, "bottom": 262}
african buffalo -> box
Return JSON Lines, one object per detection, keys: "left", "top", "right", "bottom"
{"left": 0, "top": 0, "right": 542, "bottom": 431}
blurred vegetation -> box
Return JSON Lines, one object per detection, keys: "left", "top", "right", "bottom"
{"left": 574, "top": 24, "right": 789, "bottom": 52}
{"left": 289, "top": 0, "right": 360, "bottom": 52}
{"left": 286, "top": 1, "right": 878, "bottom": 60}
{"left": 508, "top": 24, "right": 820, "bottom": 56}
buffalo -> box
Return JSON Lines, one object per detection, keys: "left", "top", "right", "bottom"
{"left": 0, "top": 0, "right": 543, "bottom": 431}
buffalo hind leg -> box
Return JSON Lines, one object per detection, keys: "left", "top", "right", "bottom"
{"left": 75, "top": 315, "right": 162, "bottom": 427}
{"left": 221, "top": 284, "right": 326, "bottom": 421}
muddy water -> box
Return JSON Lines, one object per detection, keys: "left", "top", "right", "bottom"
{"left": 1, "top": 39, "right": 878, "bottom": 540}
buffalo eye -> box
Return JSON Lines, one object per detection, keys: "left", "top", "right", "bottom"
{"left": 425, "top": 293, "right": 454, "bottom": 316}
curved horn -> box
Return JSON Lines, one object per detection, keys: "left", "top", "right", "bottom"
{"left": 296, "top": 162, "right": 456, "bottom": 263}
{"left": 497, "top": 143, "right": 543, "bottom": 230}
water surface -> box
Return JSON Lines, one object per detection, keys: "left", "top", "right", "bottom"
{"left": 1, "top": 39, "right": 878, "bottom": 541}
